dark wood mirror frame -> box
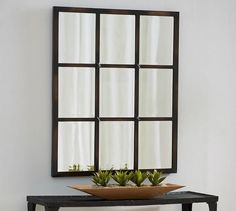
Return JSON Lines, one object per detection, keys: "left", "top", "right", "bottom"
{"left": 52, "top": 6, "right": 179, "bottom": 177}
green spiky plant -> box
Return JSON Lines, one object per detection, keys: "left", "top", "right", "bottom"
{"left": 92, "top": 170, "right": 112, "bottom": 187}
{"left": 148, "top": 170, "right": 166, "bottom": 186}
{"left": 112, "top": 170, "right": 132, "bottom": 186}
{"left": 68, "top": 164, "right": 80, "bottom": 172}
{"left": 130, "top": 170, "right": 148, "bottom": 187}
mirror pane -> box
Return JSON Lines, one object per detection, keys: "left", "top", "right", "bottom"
{"left": 58, "top": 122, "right": 94, "bottom": 172}
{"left": 139, "top": 69, "right": 172, "bottom": 117}
{"left": 100, "top": 14, "right": 135, "bottom": 64}
{"left": 139, "top": 121, "right": 172, "bottom": 169}
{"left": 100, "top": 68, "right": 135, "bottom": 117}
{"left": 140, "top": 16, "right": 174, "bottom": 65}
{"left": 59, "top": 67, "right": 95, "bottom": 118}
{"left": 99, "top": 121, "right": 134, "bottom": 170}
{"left": 59, "top": 12, "right": 95, "bottom": 63}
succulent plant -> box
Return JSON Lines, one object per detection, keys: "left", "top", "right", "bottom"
{"left": 68, "top": 164, "right": 80, "bottom": 172}
{"left": 148, "top": 170, "right": 166, "bottom": 186}
{"left": 112, "top": 170, "right": 132, "bottom": 186}
{"left": 92, "top": 170, "right": 112, "bottom": 187}
{"left": 130, "top": 170, "right": 148, "bottom": 187}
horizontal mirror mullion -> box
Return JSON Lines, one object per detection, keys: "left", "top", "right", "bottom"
{"left": 58, "top": 118, "right": 96, "bottom": 121}
{"left": 100, "top": 64, "right": 135, "bottom": 68}
{"left": 58, "top": 117, "right": 173, "bottom": 121}
{"left": 139, "top": 117, "right": 172, "bottom": 121}
{"left": 58, "top": 64, "right": 174, "bottom": 69}
{"left": 140, "top": 65, "right": 173, "bottom": 69}
{"left": 99, "top": 117, "right": 135, "bottom": 121}
{"left": 58, "top": 63, "right": 96, "bottom": 67}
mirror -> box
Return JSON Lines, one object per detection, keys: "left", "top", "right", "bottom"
{"left": 59, "top": 67, "right": 95, "bottom": 118}
{"left": 100, "top": 68, "right": 135, "bottom": 117}
{"left": 58, "top": 122, "right": 94, "bottom": 172}
{"left": 59, "top": 12, "right": 96, "bottom": 63}
{"left": 138, "top": 121, "right": 172, "bottom": 169}
{"left": 140, "top": 16, "right": 174, "bottom": 65}
{"left": 99, "top": 121, "right": 134, "bottom": 170}
{"left": 139, "top": 69, "right": 173, "bottom": 117}
{"left": 52, "top": 7, "right": 179, "bottom": 176}
{"left": 100, "top": 14, "right": 135, "bottom": 64}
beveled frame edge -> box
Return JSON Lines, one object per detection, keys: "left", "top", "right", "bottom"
{"left": 53, "top": 6, "right": 179, "bottom": 16}
{"left": 52, "top": 6, "right": 179, "bottom": 177}
{"left": 52, "top": 7, "right": 59, "bottom": 177}
{"left": 172, "top": 12, "right": 179, "bottom": 174}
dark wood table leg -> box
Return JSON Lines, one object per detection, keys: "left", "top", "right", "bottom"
{"left": 27, "top": 202, "right": 36, "bottom": 211}
{"left": 182, "top": 203, "right": 192, "bottom": 211}
{"left": 45, "top": 207, "right": 59, "bottom": 211}
{"left": 208, "top": 202, "right": 217, "bottom": 211}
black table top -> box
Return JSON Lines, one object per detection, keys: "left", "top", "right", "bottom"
{"left": 27, "top": 191, "right": 218, "bottom": 207}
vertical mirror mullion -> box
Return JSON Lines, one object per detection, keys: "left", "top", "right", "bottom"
{"left": 134, "top": 14, "right": 140, "bottom": 170}
{"left": 94, "top": 12, "right": 100, "bottom": 171}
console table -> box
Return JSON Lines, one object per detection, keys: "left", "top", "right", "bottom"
{"left": 27, "top": 191, "right": 218, "bottom": 211}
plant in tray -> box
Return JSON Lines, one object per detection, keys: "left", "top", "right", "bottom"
{"left": 92, "top": 170, "right": 112, "bottom": 187}
{"left": 148, "top": 170, "right": 166, "bottom": 186}
{"left": 112, "top": 170, "right": 132, "bottom": 186}
{"left": 130, "top": 170, "right": 148, "bottom": 187}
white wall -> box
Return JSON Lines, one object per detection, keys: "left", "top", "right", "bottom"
{"left": 1, "top": 0, "right": 236, "bottom": 211}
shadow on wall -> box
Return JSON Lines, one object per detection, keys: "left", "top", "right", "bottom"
{"left": 36, "top": 205, "right": 180, "bottom": 211}
{"left": 36, "top": 203, "right": 210, "bottom": 211}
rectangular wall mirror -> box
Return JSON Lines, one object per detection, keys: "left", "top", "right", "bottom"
{"left": 52, "top": 7, "right": 179, "bottom": 176}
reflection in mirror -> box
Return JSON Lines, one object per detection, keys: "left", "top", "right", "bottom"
{"left": 100, "top": 14, "right": 135, "bottom": 64}
{"left": 139, "top": 69, "right": 172, "bottom": 117}
{"left": 59, "top": 67, "right": 95, "bottom": 118}
{"left": 100, "top": 68, "right": 135, "bottom": 117}
{"left": 58, "top": 122, "right": 94, "bottom": 172}
{"left": 140, "top": 16, "right": 174, "bottom": 65}
{"left": 59, "top": 12, "right": 96, "bottom": 63}
{"left": 139, "top": 121, "right": 172, "bottom": 169}
{"left": 99, "top": 121, "right": 134, "bottom": 170}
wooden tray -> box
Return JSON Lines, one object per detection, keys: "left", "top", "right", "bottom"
{"left": 69, "top": 183, "right": 184, "bottom": 200}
